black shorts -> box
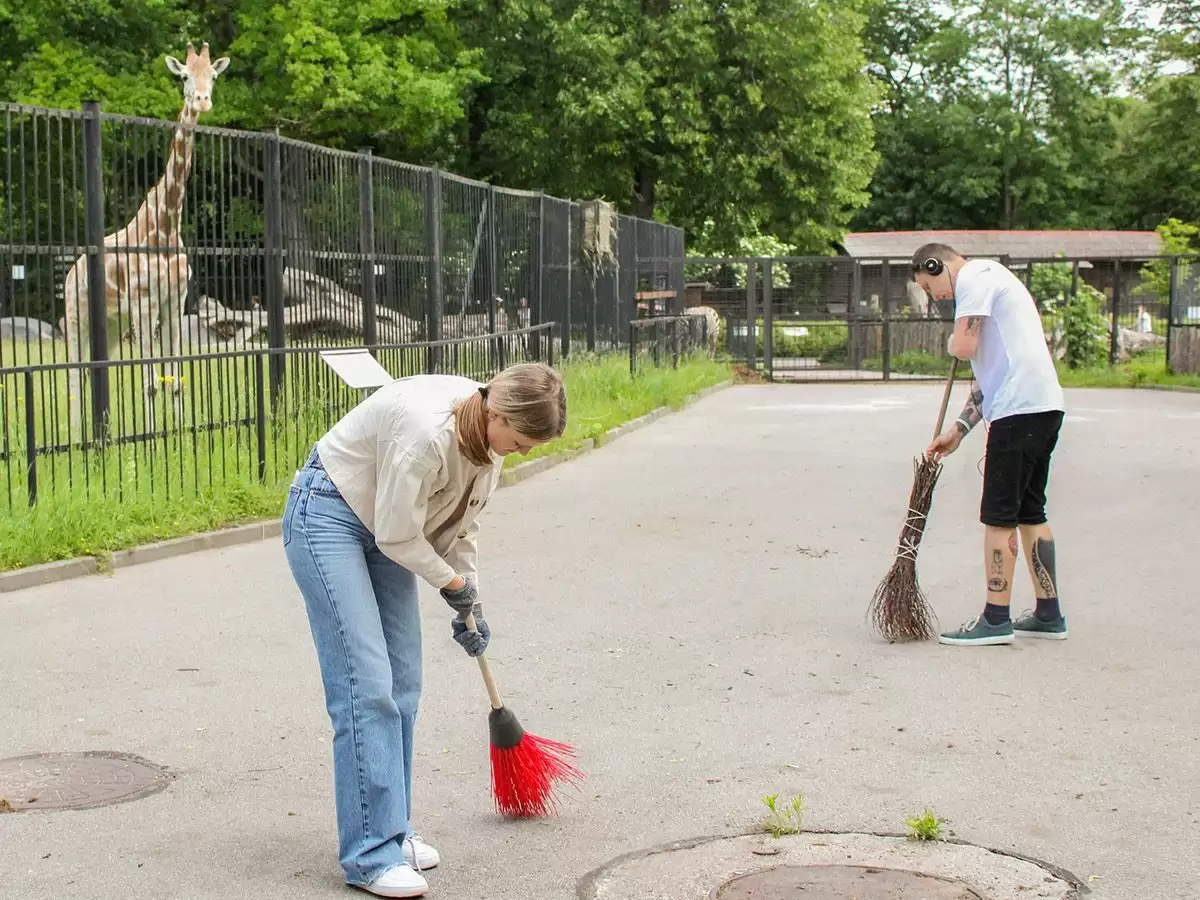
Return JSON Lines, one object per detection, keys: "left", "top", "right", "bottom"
{"left": 979, "top": 410, "right": 1064, "bottom": 528}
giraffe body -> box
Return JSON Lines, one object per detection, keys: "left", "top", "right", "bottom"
{"left": 61, "top": 42, "right": 229, "bottom": 435}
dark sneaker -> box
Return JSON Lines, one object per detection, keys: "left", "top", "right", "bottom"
{"left": 938, "top": 615, "right": 1015, "bottom": 646}
{"left": 1013, "top": 609, "right": 1068, "bottom": 640}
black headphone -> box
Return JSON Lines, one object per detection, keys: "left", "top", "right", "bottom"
{"left": 920, "top": 257, "right": 945, "bottom": 276}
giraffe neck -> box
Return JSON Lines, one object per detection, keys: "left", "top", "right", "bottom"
{"left": 138, "top": 102, "right": 199, "bottom": 248}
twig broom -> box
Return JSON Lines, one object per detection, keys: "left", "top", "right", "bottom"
{"left": 868, "top": 358, "right": 960, "bottom": 643}
{"left": 463, "top": 613, "right": 585, "bottom": 817}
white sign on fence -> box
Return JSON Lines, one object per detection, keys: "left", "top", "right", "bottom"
{"left": 319, "top": 349, "right": 395, "bottom": 389}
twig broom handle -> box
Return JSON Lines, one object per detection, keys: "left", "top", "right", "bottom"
{"left": 932, "top": 358, "right": 960, "bottom": 441}
{"left": 464, "top": 611, "right": 505, "bottom": 710}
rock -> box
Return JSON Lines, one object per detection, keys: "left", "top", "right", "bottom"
{"left": 1, "top": 316, "right": 60, "bottom": 343}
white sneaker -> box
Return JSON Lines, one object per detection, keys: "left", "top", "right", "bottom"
{"left": 403, "top": 834, "right": 440, "bottom": 870}
{"left": 360, "top": 864, "right": 428, "bottom": 898}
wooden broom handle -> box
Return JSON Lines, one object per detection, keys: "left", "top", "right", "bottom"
{"left": 933, "top": 358, "right": 960, "bottom": 440}
{"left": 463, "top": 611, "right": 504, "bottom": 710}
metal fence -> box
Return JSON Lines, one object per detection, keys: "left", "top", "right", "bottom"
{"left": 0, "top": 324, "right": 557, "bottom": 512}
{"left": 628, "top": 313, "right": 710, "bottom": 376}
{"left": 0, "top": 100, "right": 685, "bottom": 435}
{"left": 685, "top": 254, "right": 1200, "bottom": 381}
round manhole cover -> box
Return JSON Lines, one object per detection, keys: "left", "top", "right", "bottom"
{"left": 0, "top": 751, "right": 172, "bottom": 812}
{"left": 714, "top": 864, "right": 985, "bottom": 899}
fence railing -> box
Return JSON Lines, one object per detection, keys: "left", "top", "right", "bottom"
{"left": 0, "top": 323, "right": 559, "bottom": 511}
{"left": 628, "top": 313, "right": 710, "bottom": 376}
{"left": 685, "top": 254, "right": 1200, "bottom": 380}
{"left": 0, "top": 100, "right": 687, "bottom": 436}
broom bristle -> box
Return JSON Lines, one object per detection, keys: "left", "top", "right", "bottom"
{"left": 868, "top": 453, "right": 943, "bottom": 643}
{"left": 491, "top": 731, "right": 585, "bottom": 818}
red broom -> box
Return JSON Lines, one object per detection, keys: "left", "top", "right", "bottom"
{"left": 462, "top": 612, "right": 585, "bottom": 817}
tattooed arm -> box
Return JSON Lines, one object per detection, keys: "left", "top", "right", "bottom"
{"left": 947, "top": 315, "right": 984, "bottom": 360}
{"left": 954, "top": 382, "right": 984, "bottom": 436}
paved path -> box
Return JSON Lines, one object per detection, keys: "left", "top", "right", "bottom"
{"left": 2, "top": 383, "right": 1197, "bottom": 899}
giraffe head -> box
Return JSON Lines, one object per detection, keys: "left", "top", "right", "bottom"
{"left": 164, "top": 42, "right": 230, "bottom": 115}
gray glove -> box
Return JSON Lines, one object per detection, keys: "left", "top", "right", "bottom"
{"left": 451, "top": 604, "right": 490, "bottom": 657}
{"left": 440, "top": 576, "right": 477, "bottom": 615}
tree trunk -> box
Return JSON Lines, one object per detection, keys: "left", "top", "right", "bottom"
{"left": 635, "top": 164, "right": 655, "bottom": 220}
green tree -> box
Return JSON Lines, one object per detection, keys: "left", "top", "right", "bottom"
{"left": 855, "top": 0, "right": 1145, "bottom": 231}
{"left": 455, "top": 0, "right": 880, "bottom": 252}
{"left": 0, "top": 0, "right": 483, "bottom": 164}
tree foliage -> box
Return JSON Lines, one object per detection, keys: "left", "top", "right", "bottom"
{"left": 0, "top": 0, "right": 1195, "bottom": 249}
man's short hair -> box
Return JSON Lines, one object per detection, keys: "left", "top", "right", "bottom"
{"left": 910, "top": 242, "right": 964, "bottom": 273}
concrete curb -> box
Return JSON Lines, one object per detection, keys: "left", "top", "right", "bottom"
{"left": 0, "top": 379, "right": 733, "bottom": 594}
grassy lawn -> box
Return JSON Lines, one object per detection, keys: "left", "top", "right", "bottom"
{"left": 0, "top": 350, "right": 730, "bottom": 571}
{"left": 1054, "top": 351, "right": 1200, "bottom": 389}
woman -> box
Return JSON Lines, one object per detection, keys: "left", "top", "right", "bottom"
{"left": 282, "top": 362, "right": 567, "bottom": 898}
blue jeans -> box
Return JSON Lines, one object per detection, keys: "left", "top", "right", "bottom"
{"left": 282, "top": 446, "right": 422, "bottom": 886}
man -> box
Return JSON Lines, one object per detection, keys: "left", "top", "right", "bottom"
{"left": 911, "top": 243, "right": 1067, "bottom": 646}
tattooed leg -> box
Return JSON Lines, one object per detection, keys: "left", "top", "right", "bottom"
{"left": 981, "top": 525, "right": 1018, "bottom": 623}
{"left": 1019, "top": 523, "right": 1060, "bottom": 620}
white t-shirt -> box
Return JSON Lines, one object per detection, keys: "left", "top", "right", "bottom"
{"left": 953, "top": 259, "right": 1065, "bottom": 423}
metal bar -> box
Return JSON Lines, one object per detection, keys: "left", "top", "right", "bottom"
{"left": 359, "top": 148, "right": 378, "bottom": 351}
{"left": 562, "top": 202, "right": 572, "bottom": 360}
{"left": 255, "top": 353, "right": 268, "bottom": 482}
{"left": 1168, "top": 258, "right": 1179, "bottom": 372}
{"left": 530, "top": 191, "right": 545, "bottom": 361}
{"left": 882, "top": 258, "right": 892, "bottom": 380}
{"left": 746, "top": 259, "right": 757, "bottom": 368}
{"left": 763, "top": 260, "right": 774, "bottom": 380}
{"left": 486, "top": 185, "right": 499, "bottom": 370}
{"left": 264, "top": 129, "right": 286, "bottom": 399}
{"left": 1110, "top": 259, "right": 1121, "bottom": 366}
{"left": 24, "top": 371, "right": 37, "bottom": 507}
{"left": 82, "top": 100, "right": 110, "bottom": 441}
{"left": 425, "top": 166, "right": 443, "bottom": 373}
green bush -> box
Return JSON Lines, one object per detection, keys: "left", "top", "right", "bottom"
{"left": 758, "top": 322, "right": 848, "bottom": 363}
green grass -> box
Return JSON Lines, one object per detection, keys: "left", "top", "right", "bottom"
{"left": 0, "top": 350, "right": 730, "bottom": 570}
{"left": 1054, "top": 350, "right": 1200, "bottom": 389}
{"left": 861, "top": 350, "right": 955, "bottom": 376}
{"left": 511, "top": 351, "right": 730, "bottom": 466}
{"left": 862, "top": 346, "right": 1200, "bottom": 388}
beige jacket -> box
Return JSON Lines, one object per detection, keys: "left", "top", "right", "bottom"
{"left": 315, "top": 373, "right": 503, "bottom": 590}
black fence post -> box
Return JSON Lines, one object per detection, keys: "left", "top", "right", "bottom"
{"left": 358, "top": 149, "right": 378, "bottom": 352}
{"left": 882, "top": 258, "right": 892, "bottom": 381}
{"left": 486, "top": 185, "right": 502, "bottom": 372}
{"left": 255, "top": 353, "right": 268, "bottom": 483}
{"left": 24, "top": 371, "right": 36, "bottom": 507}
{"left": 425, "top": 166, "right": 443, "bottom": 373}
{"left": 746, "top": 258, "right": 757, "bottom": 369}
{"left": 629, "top": 322, "right": 637, "bottom": 376}
{"left": 561, "top": 202, "right": 572, "bottom": 361}
{"left": 529, "top": 191, "right": 545, "bottom": 361}
{"left": 1167, "top": 256, "right": 1179, "bottom": 373}
{"left": 263, "top": 129, "right": 286, "bottom": 403}
{"left": 762, "top": 259, "right": 774, "bottom": 381}
{"left": 81, "top": 100, "right": 109, "bottom": 442}
{"left": 1110, "top": 259, "right": 1122, "bottom": 366}
{"left": 849, "top": 258, "right": 863, "bottom": 371}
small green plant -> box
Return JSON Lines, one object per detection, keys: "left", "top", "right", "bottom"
{"left": 761, "top": 792, "right": 805, "bottom": 837}
{"left": 904, "top": 807, "right": 947, "bottom": 842}
{"left": 1062, "top": 286, "right": 1109, "bottom": 369}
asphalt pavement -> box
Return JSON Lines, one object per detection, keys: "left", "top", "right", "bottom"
{"left": 1, "top": 382, "right": 1196, "bottom": 899}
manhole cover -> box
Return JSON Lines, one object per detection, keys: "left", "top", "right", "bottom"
{"left": 714, "top": 864, "right": 985, "bottom": 899}
{"left": 0, "top": 751, "right": 172, "bottom": 812}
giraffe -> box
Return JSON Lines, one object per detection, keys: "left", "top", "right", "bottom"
{"left": 61, "top": 42, "right": 230, "bottom": 435}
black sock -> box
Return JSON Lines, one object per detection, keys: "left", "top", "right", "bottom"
{"left": 1035, "top": 597, "right": 1061, "bottom": 622}
{"left": 984, "top": 602, "right": 1010, "bottom": 625}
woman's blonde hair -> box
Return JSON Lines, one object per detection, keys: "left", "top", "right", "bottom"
{"left": 454, "top": 362, "right": 567, "bottom": 466}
